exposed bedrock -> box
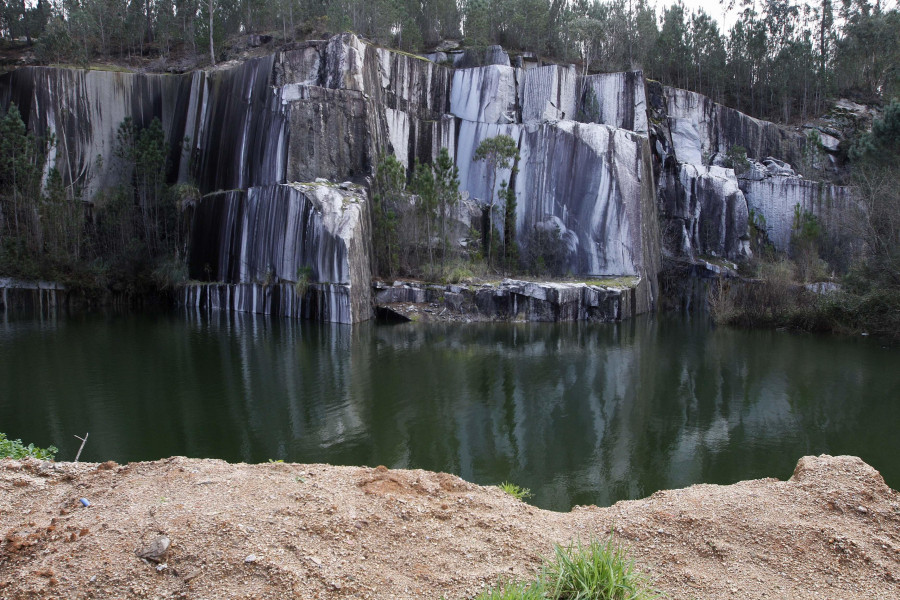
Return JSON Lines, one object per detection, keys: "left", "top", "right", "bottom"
{"left": 2, "top": 32, "right": 852, "bottom": 323}
{"left": 659, "top": 86, "right": 807, "bottom": 167}
{"left": 739, "top": 175, "right": 853, "bottom": 254}
{"left": 0, "top": 66, "right": 199, "bottom": 199}
{"left": 517, "top": 123, "right": 660, "bottom": 285}
{"left": 658, "top": 163, "right": 750, "bottom": 261}
{"left": 519, "top": 64, "right": 578, "bottom": 124}
{"left": 281, "top": 85, "right": 374, "bottom": 183}
{"left": 186, "top": 183, "right": 372, "bottom": 324}
{"left": 579, "top": 71, "right": 648, "bottom": 135}
{"left": 450, "top": 65, "right": 519, "bottom": 124}
{"left": 374, "top": 278, "right": 644, "bottom": 322}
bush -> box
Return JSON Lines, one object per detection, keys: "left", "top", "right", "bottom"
{"left": 476, "top": 536, "right": 658, "bottom": 600}
{"left": 0, "top": 433, "right": 58, "bottom": 460}
{"left": 722, "top": 145, "right": 750, "bottom": 176}
{"left": 521, "top": 223, "right": 569, "bottom": 277}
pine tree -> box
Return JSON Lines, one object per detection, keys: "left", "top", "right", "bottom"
{"left": 473, "top": 134, "right": 518, "bottom": 268}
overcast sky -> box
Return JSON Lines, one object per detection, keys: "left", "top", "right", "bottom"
{"left": 671, "top": 0, "right": 900, "bottom": 32}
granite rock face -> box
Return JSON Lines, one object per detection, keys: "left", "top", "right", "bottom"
{"left": 658, "top": 164, "right": 750, "bottom": 260}
{"left": 661, "top": 86, "right": 807, "bottom": 166}
{"left": 519, "top": 65, "right": 578, "bottom": 124}
{"left": 375, "top": 278, "right": 644, "bottom": 322}
{"left": 579, "top": 71, "right": 648, "bottom": 134}
{"left": 1, "top": 32, "right": 853, "bottom": 323}
{"left": 186, "top": 183, "right": 371, "bottom": 324}
{"left": 739, "top": 174, "right": 853, "bottom": 253}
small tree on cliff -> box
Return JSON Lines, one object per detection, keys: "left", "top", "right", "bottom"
{"left": 473, "top": 134, "right": 518, "bottom": 267}
{"left": 372, "top": 154, "right": 405, "bottom": 278}
{"left": 502, "top": 166, "right": 519, "bottom": 270}
{"left": 0, "top": 103, "right": 49, "bottom": 257}
{"left": 433, "top": 147, "right": 461, "bottom": 274}
{"left": 411, "top": 160, "right": 437, "bottom": 277}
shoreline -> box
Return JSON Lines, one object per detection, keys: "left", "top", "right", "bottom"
{"left": 1, "top": 454, "right": 897, "bottom": 598}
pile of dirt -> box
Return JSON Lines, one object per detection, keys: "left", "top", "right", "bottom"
{"left": 1, "top": 455, "right": 897, "bottom": 599}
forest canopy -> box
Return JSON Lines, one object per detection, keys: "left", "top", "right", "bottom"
{"left": 1, "top": 0, "right": 897, "bottom": 122}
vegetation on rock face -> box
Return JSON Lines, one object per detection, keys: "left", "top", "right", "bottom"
{"left": 708, "top": 102, "right": 900, "bottom": 339}
{"left": 0, "top": 432, "right": 57, "bottom": 460}
{"left": 371, "top": 139, "right": 571, "bottom": 283}
{"left": 0, "top": 105, "right": 189, "bottom": 295}
{"left": 474, "top": 134, "right": 518, "bottom": 269}
{"left": 476, "top": 536, "right": 658, "bottom": 600}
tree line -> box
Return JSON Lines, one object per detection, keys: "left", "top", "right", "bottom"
{"left": 2, "top": 1, "right": 897, "bottom": 122}
{"left": 0, "top": 103, "right": 191, "bottom": 293}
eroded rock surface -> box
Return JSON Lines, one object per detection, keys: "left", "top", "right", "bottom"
{"left": 185, "top": 182, "right": 371, "bottom": 324}
{"left": 0, "top": 33, "right": 854, "bottom": 322}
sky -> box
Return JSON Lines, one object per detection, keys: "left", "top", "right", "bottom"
{"left": 673, "top": 0, "right": 900, "bottom": 32}
{"left": 677, "top": 0, "right": 740, "bottom": 29}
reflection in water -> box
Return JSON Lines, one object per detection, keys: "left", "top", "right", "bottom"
{"left": 1, "top": 311, "right": 897, "bottom": 511}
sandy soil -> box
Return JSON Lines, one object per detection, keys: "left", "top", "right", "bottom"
{"left": 1, "top": 454, "right": 897, "bottom": 599}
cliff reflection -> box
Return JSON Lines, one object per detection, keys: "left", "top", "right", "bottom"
{"left": 1, "top": 312, "right": 896, "bottom": 511}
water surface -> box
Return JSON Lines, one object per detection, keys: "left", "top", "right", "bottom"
{"left": 1, "top": 311, "right": 897, "bottom": 511}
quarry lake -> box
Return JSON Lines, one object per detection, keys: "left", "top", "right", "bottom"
{"left": 1, "top": 311, "right": 897, "bottom": 511}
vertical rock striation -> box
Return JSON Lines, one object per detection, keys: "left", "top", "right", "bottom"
{"left": 739, "top": 175, "right": 853, "bottom": 253}
{"left": 185, "top": 183, "right": 371, "bottom": 324}
{"left": 658, "top": 164, "right": 750, "bottom": 261}
{"left": 579, "top": 71, "right": 648, "bottom": 135}
{"left": 662, "top": 86, "right": 806, "bottom": 166}
{"left": 2, "top": 32, "right": 845, "bottom": 322}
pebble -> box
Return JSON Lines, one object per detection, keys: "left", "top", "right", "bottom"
{"left": 244, "top": 554, "right": 258, "bottom": 563}
{"left": 136, "top": 535, "right": 170, "bottom": 563}
{"left": 857, "top": 506, "right": 868, "bottom": 514}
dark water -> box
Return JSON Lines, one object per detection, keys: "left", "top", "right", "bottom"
{"left": 1, "top": 311, "right": 897, "bottom": 511}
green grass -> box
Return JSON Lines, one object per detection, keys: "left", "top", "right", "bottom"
{"left": 0, "top": 433, "right": 57, "bottom": 460}
{"left": 498, "top": 481, "right": 533, "bottom": 501}
{"left": 476, "top": 536, "right": 658, "bottom": 600}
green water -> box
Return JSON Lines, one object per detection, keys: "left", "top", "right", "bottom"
{"left": 1, "top": 311, "right": 897, "bottom": 511}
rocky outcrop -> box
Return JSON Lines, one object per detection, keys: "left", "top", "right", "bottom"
{"left": 520, "top": 64, "right": 577, "bottom": 124}
{"left": 1, "top": 33, "right": 856, "bottom": 323}
{"left": 658, "top": 164, "right": 750, "bottom": 260}
{"left": 579, "top": 71, "right": 648, "bottom": 134}
{"left": 661, "top": 86, "right": 807, "bottom": 167}
{"left": 375, "top": 277, "right": 644, "bottom": 322}
{"left": 450, "top": 65, "right": 519, "bottom": 124}
{"left": 739, "top": 172, "right": 853, "bottom": 253}
{"left": 185, "top": 182, "right": 372, "bottom": 324}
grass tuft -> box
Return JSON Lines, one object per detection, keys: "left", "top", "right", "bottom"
{"left": 475, "top": 536, "right": 658, "bottom": 600}
{"left": 543, "top": 538, "right": 657, "bottom": 600}
{"left": 498, "top": 481, "right": 532, "bottom": 501}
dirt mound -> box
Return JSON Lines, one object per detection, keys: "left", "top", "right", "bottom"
{"left": 0, "top": 455, "right": 897, "bottom": 599}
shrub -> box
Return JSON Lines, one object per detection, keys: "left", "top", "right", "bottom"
{"left": 542, "top": 538, "right": 658, "bottom": 600}
{"left": 294, "top": 265, "right": 314, "bottom": 297}
{"left": 0, "top": 433, "right": 58, "bottom": 460}
{"left": 723, "top": 145, "right": 750, "bottom": 176}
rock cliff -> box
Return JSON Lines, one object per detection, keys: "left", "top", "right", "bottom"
{"left": 1, "top": 33, "right": 850, "bottom": 322}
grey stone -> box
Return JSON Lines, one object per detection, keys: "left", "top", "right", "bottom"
{"left": 136, "top": 536, "right": 170, "bottom": 563}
